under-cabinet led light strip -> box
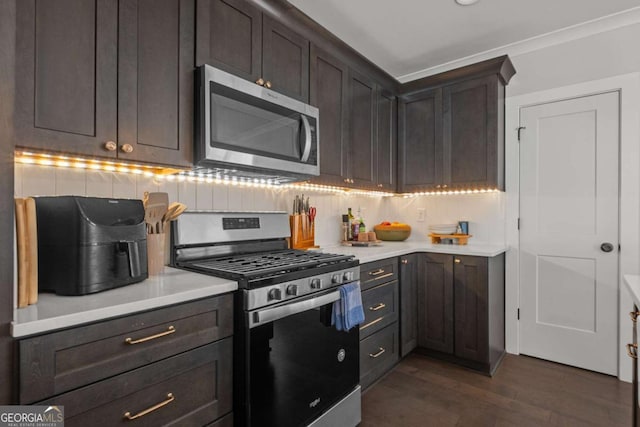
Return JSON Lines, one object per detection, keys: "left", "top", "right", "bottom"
{"left": 14, "top": 151, "right": 501, "bottom": 197}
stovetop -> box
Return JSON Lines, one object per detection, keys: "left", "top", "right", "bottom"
{"left": 186, "top": 249, "right": 354, "bottom": 279}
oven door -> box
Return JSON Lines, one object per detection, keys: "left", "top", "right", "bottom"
{"left": 247, "top": 287, "right": 359, "bottom": 427}
{"left": 197, "top": 65, "right": 319, "bottom": 177}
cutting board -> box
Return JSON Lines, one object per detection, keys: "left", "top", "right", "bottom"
{"left": 14, "top": 198, "right": 28, "bottom": 308}
{"left": 15, "top": 198, "right": 38, "bottom": 308}
{"left": 24, "top": 197, "right": 38, "bottom": 305}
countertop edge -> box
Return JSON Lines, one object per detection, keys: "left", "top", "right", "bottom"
{"left": 624, "top": 274, "right": 640, "bottom": 308}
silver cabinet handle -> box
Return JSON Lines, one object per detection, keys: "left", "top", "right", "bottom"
{"left": 300, "top": 114, "right": 312, "bottom": 162}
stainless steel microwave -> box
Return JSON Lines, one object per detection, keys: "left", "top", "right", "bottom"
{"left": 195, "top": 65, "right": 319, "bottom": 181}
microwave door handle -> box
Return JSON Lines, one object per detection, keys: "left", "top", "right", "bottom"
{"left": 300, "top": 114, "right": 312, "bottom": 162}
{"left": 250, "top": 289, "right": 340, "bottom": 328}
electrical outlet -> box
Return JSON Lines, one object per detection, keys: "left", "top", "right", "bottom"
{"left": 417, "top": 208, "right": 426, "bottom": 222}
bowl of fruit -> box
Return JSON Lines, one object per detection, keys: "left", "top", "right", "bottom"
{"left": 373, "top": 221, "right": 412, "bottom": 241}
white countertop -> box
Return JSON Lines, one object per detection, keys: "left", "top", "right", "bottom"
{"left": 12, "top": 267, "right": 237, "bottom": 338}
{"left": 322, "top": 241, "right": 507, "bottom": 264}
{"left": 624, "top": 275, "right": 640, "bottom": 308}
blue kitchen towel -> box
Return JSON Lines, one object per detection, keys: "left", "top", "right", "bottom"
{"left": 331, "top": 281, "right": 365, "bottom": 331}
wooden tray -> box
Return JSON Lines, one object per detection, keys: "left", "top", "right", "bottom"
{"left": 429, "top": 233, "right": 472, "bottom": 245}
{"left": 341, "top": 240, "right": 382, "bottom": 247}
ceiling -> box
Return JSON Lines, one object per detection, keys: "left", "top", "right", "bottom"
{"left": 288, "top": 0, "right": 640, "bottom": 82}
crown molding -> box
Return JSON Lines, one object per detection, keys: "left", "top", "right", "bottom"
{"left": 397, "top": 6, "right": 640, "bottom": 83}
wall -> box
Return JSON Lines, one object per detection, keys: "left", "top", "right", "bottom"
{"left": 14, "top": 164, "right": 505, "bottom": 247}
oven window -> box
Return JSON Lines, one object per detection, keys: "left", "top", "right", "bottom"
{"left": 210, "top": 83, "right": 305, "bottom": 162}
{"left": 249, "top": 302, "right": 359, "bottom": 427}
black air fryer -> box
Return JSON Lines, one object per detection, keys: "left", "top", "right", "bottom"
{"left": 35, "top": 196, "right": 148, "bottom": 295}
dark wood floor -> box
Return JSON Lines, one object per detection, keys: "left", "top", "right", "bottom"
{"left": 361, "top": 353, "right": 632, "bottom": 427}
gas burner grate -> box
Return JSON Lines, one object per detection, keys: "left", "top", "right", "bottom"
{"left": 188, "top": 250, "right": 353, "bottom": 278}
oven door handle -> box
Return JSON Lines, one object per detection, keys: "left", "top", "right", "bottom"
{"left": 250, "top": 290, "right": 340, "bottom": 329}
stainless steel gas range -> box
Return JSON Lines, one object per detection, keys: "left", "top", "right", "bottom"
{"left": 170, "top": 211, "right": 361, "bottom": 427}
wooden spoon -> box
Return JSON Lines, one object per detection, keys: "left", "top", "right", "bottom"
{"left": 162, "top": 202, "right": 187, "bottom": 232}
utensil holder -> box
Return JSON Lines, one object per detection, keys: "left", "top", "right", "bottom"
{"left": 289, "top": 214, "right": 316, "bottom": 249}
{"left": 147, "top": 233, "right": 166, "bottom": 275}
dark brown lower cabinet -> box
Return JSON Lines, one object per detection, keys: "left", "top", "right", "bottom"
{"left": 399, "top": 254, "right": 420, "bottom": 357}
{"left": 19, "top": 295, "right": 234, "bottom": 425}
{"left": 416, "top": 253, "right": 505, "bottom": 375}
{"left": 359, "top": 259, "right": 400, "bottom": 389}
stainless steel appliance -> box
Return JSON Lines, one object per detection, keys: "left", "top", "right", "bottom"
{"left": 171, "top": 211, "right": 361, "bottom": 427}
{"left": 195, "top": 65, "right": 320, "bottom": 183}
{"left": 34, "top": 196, "right": 147, "bottom": 295}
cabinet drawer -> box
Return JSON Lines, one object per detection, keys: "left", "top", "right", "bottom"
{"left": 360, "top": 281, "right": 398, "bottom": 339}
{"left": 41, "top": 338, "right": 233, "bottom": 427}
{"left": 360, "top": 258, "right": 397, "bottom": 291}
{"left": 20, "top": 294, "right": 233, "bottom": 403}
{"left": 360, "top": 323, "right": 399, "bottom": 389}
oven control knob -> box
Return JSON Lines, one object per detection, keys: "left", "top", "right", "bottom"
{"left": 267, "top": 288, "right": 282, "bottom": 301}
{"left": 286, "top": 284, "right": 298, "bottom": 296}
{"left": 332, "top": 274, "right": 341, "bottom": 284}
{"left": 343, "top": 271, "right": 354, "bottom": 282}
{"left": 310, "top": 278, "right": 323, "bottom": 289}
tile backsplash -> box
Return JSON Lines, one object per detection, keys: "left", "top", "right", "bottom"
{"left": 15, "top": 164, "right": 506, "bottom": 247}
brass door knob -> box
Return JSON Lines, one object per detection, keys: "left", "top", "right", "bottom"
{"left": 256, "top": 78, "right": 265, "bottom": 86}
{"left": 401, "top": 259, "right": 408, "bottom": 264}
{"left": 104, "top": 141, "right": 117, "bottom": 152}
{"left": 264, "top": 81, "right": 272, "bottom": 89}
{"left": 377, "top": 184, "right": 383, "bottom": 188}
{"left": 121, "top": 143, "right": 134, "bottom": 153}
{"left": 454, "top": 258, "right": 461, "bottom": 264}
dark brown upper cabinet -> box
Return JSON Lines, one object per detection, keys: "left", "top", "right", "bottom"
{"left": 349, "top": 69, "right": 377, "bottom": 189}
{"left": 309, "top": 44, "right": 349, "bottom": 187}
{"left": 443, "top": 75, "right": 502, "bottom": 190}
{"left": 196, "top": 0, "right": 310, "bottom": 102}
{"left": 398, "top": 89, "right": 443, "bottom": 192}
{"left": 14, "top": 0, "right": 194, "bottom": 167}
{"left": 15, "top": 0, "right": 118, "bottom": 158}
{"left": 399, "top": 56, "right": 514, "bottom": 192}
{"left": 375, "top": 89, "right": 397, "bottom": 191}
{"left": 118, "top": 0, "right": 194, "bottom": 166}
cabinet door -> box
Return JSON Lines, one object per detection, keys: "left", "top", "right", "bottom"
{"left": 118, "top": 0, "right": 193, "bottom": 167}
{"left": 15, "top": 0, "right": 118, "bottom": 157}
{"left": 443, "top": 75, "right": 501, "bottom": 189}
{"left": 400, "top": 254, "right": 419, "bottom": 357}
{"left": 262, "top": 15, "right": 309, "bottom": 102}
{"left": 349, "top": 69, "right": 377, "bottom": 188}
{"left": 454, "top": 255, "right": 489, "bottom": 363}
{"left": 309, "top": 44, "right": 349, "bottom": 187}
{"left": 375, "top": 88, "right": 397, "bottom": 191}
{"left": 195, "top": 0, "right": 262, "bottom": 83}
{"left": 398, "top": 89, "right": 443, "bottom": 192}
{"left": 418, "top": 253, "right": 453, "bottom": 353}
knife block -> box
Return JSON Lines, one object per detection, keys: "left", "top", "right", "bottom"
{"left": 289, "top": 214, "right": 316, "bottom": 249}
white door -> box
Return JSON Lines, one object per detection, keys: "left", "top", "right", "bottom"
{"left": 519, "top": 91, "right": 620, "bottom": 375}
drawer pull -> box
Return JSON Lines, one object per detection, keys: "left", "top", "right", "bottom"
{"left": 368, "top": 269, "right": 386, "bottom": 276}
{"left": 369, "top": 347, "right": 386, "bottom": 359}
{"left": 125, "top": 325, "right": 175, "bottom": 345}
{"left": 369, "top": 303, "right": 386, "bottom": 312}
{"left": 360, "top": 317, "right": 383, "bottom": 331}
{"left": 124, "top": 392, "right": 175, "bottom": 420}
{"left": 627, "top": 343, "right": 638, "bottom": 359}
{"left": 631, "top": 311, "right": 640, "bottom": 322}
